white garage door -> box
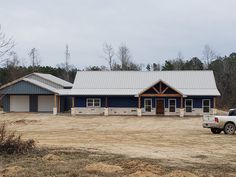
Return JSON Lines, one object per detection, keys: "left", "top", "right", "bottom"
{"left": 38, "top": 95, "right": 54, "bottom": 112}
{"left": 10, "top": 95, "right": 29, "bottom": 112}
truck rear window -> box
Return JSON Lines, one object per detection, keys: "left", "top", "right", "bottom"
{"left": 228, "top": 110, "right": 236, "bottom": 116}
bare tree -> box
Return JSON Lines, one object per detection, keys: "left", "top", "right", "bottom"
{"left": 103, "top": 43, "right": 115, "bottom": 70}
{"left": 64, "top": 44, "right": 70, "bottom": 81}
{"left": 202, "top": 45, "right": 216, "bottom": 68}
{"left": 0, "top": 25, "right": 15, "bottom": 64}
{"left": 118, "top": 44, "right": 131, "bottom": 70}
{"left": 29, "top": 48, "right": 41, "bottom": 68}
{"left": 116, "top": 44, "right": 142, "bottom": 71}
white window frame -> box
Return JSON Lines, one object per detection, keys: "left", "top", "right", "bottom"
{"left": 86, "top": 98, "right": 101, "bottom": 108}
{"left": 144, "top": 98, "right": 152, "bottom": 112}
{"left": 185, "top": 99, "right": 193, "bottom": 113}
{"left": 202, "top": 99, "right": 211, "bottom": 113}
{"left": 168, "top": 99, "right": 176, "bottom": 112}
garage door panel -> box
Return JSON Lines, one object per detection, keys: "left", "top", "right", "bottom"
{"left": 38, "top": 96, "right": 54, "bottom": 112}
{"left": 10, "top": 95, "right": 29, "bottom": 112}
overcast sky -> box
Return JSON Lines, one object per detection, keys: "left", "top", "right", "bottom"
{"left": 0, "top": 0, "right": 235, "bottom": 69}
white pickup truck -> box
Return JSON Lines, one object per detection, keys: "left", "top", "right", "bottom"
{"left": 202, "top": 109, "right": 236, "bottom": 135}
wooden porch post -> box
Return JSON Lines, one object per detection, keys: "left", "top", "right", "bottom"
{"left": 58, "top": 95, "right": 60, "bottom": 113}
{"left": 72, "top": 96, "right": 75, "bottom": 108}
{"left": 180, "top": 97, "right": 183, "bottom": 109}
{"left": 213, "top": 97, "right": 216, "bottom": 108}
{"left": 137, "top": 96, "right": 142, "bottom": 116}
{"left": 54, "top": 94, "right": 57, "bottom": 108}
{"left": 180, "top": 96, "right": 184, "bottom": 117}
{"left": 53, "top": 94, "right": 57, "bottom": 115}
{"left": 138, "top": 96, "right": 141, "bottom": 109}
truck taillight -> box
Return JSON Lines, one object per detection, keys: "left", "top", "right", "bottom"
{"left": 215, "top": 117, "right": 219, "bottom": 123}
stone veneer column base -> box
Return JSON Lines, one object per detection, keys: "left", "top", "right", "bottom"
{"left": 104, "top": 108, "right": 109, "bottom": 116}
{"left": 137, "top": 108, "right": 142, "bottom": 116}
{"left": 53, "top": 107, "right": 57, "bottom": 115}
{"left": 180, "top": 108, "right": 185, "bottom": 117}
{"left": 71, "top": 108, "right": 76, "bottom": 116}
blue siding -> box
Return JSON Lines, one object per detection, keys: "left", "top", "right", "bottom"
{"left": 30, "top": 95, "right": 38, "bottom": 112}
{"left": 2, "top": 95, "right": 10, "bottom": 112}
{"left": 109, "top": 96, "right": 138, "bottom": 107}
{"left": 60, "top": 96, "right": 72, "bottom": 112}
{"left": 0, "top": 81, "right": 53, "bottom": 95}
{"left": 73, "top": 96, "right": 214, "bottom": 109}
{"left": 74, "top": 96, "right": 138, "bottom": 108}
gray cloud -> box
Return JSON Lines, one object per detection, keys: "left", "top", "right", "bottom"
{"left": 0, "top": 0, "right": 235, "bottom": 68}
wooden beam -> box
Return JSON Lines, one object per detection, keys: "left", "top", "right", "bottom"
{"left": 161, "top": 87, "right": 169, "bottom": 94}
{"left": 152, "top": 87, "right": 160, "bottom": 94}
{"left": 138, "top": 96, "right": 141, "bottom": 108}
{"left": 141, "top": 94, "right": 182, "bottom": 97}
{"left": 213, "top": 97, "right": 216, "bottom": 108}
{"left": 54, "top": 94, "right": 57, "bottom": 108}
{"left": 58, "top": 95, "right": 60, "bottom": 113}
{"left": 160, "top": 82, "right": 162, "bottom": 93}
{"left": 72, "top": 97, "right": 75, "bottom": 108}
{"left": 180, "top": 97, "right": 183, "bottom": 109}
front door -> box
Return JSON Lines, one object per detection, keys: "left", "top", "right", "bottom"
{"left": 156, "top": 99, "right": 164, "bottom": 115}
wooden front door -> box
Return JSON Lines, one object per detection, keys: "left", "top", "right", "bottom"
{"left": 156, "top": 99, "right": 164, "bottom": 115}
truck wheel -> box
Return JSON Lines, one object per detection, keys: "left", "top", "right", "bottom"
{"left": 211, "top": 128, "right": 222, "bottom": 134}
{"left": 224, "top": 123, "right": 236, "bottom": 135}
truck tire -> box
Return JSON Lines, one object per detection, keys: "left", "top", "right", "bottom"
{"left": 224, "top": 123, "right": 236, "bottom": 135}
{"left": 211, "top": 128, "right": 222, "bottom": 134}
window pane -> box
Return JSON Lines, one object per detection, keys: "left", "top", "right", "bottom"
{"left": 186, "top": 107, "right": 192, "bottom": 113}
{"left": 94, "top": 99, "right": 100, "bottom": 107}
{"left": 145, "top": 106, "right": 152, "bottom": 112}
{"left": 203, "top": 107, "right": 210, "bottom": 113}
{"left": 144, "top": 99, "right": 152, "bottom": 112}
{"left": 186, "top": 100, "right": 192, "bottom": 106}
{"left": 170, "top": 100, "right": 175, "bottom": 106}
{"left": 170, "top": 106, "right": 175, "bottom": 112}
{"left": 203, "top": 100, "right": 210, "bottom": 106}
{"left": 87, "top": 102, "right": 93, "bottom": 107}
{"left": 145, "top": 100, "right": 151, "bottom": 106}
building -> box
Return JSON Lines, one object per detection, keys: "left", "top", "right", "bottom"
{"left": 0, "top": 73, "right": 72, "bottom": 114}
{"left": 0, "top": 71, "right": 220, "bottom": 117}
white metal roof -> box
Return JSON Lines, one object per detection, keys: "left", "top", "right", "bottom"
{"left": 70, "top": 71, "right": 220, "bottom": 96}
{"left": 33, "top": 73, "right": 72, "bottom": 87}
{"left": 0, "top": 73, "right": 72, "bottom": 94}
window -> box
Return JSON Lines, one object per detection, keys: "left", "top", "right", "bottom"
{"left": 169, "top": 99, "right": 176, "bottom": 112}
{"left": 185, "top": 99, "right": 193, "bottom": 112}
{"left": 144, "top": 99, "right": 152, "bottom": 112}
{"left": 203, "top": 99, "right": 210, "bottom": 113}
{"left": 229, "top": 110, "right": 236, "bottom": 116}
{"left": 86, "top": 98, "right": 101, "bottom": 107}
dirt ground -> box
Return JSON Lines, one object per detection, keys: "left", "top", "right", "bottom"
{"left": 0, "top": 113, "right": 236, "bottom": 176}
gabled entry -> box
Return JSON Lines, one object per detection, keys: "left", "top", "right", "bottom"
{"left": 138, "top": 80, "right": 184, "bottom": 97}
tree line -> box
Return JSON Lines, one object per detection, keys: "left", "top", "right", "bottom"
{"left": 0, "top": 26, "right": 235, "bottom": 109}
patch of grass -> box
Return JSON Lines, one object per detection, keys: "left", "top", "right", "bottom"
{"left": 0, "top": 123, "right": 36, "bottom": 154}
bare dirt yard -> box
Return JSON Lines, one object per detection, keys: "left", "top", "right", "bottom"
{"left": 0, "top": 113, "right": 236, "bottom": 177}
